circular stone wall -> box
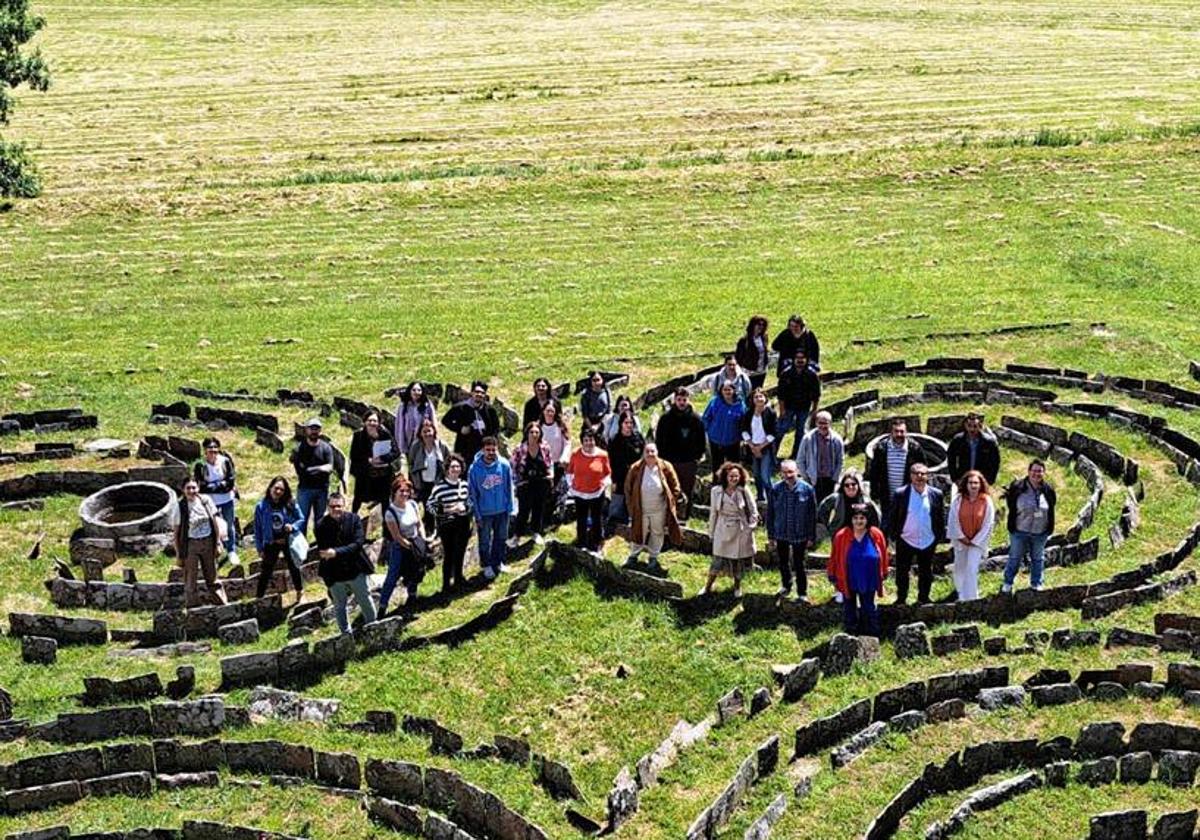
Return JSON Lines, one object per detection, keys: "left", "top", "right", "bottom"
{"left": 79, "top": 481, "right": 178, "bottom": 539}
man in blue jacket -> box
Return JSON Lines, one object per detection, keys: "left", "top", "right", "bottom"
{"left": 886, "top": 463, "right": 946, "bottom": 605}
{"left": 767, "top": 459, "right": 818, "bottom": 604}
{"left": 468, "top": 437, "right": 515, "bottom": 581}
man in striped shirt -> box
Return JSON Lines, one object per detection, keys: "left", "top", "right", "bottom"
{"left": 867, "top": 418, "right": 927, "bottom": 531}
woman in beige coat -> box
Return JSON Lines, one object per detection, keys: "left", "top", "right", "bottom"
{"left": 623, "top": 442, "right": 685, "bottom": 571}
{"left": 702, "top": 461, "right": 758, "bottom": 597}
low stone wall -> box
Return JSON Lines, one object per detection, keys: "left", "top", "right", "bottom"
{"left": 863, "top": 718, "right": 1200, "bottom": 839}
{"left": 7, "top": 822, "right": 306, "bottom": 840}
{"left": 685, "top": 735, "right": 779, "bottom": 840}
{"left": 219, "top": 548, "right": 546, "bottom": 691}
{"left": 0, "top": 461, "right": 188, "bottom": 503}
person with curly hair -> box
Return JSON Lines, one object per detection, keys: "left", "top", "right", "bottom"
{"left": 702, "top": 461, "right": 758, "bottom": 598}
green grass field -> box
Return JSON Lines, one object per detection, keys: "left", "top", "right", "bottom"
{"left": 1, "top": 1, "right": 1199, "bottom": 837}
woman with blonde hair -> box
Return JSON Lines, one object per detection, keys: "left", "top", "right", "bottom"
{"left": 947, "top": 469, "right": 995, "bottom": 601}
{"left": 702, "top": 461, "right": 758, "bottom": 598}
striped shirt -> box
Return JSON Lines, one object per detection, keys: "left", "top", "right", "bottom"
{"left": 885, "top": 440, "right": 909, "bottom": 496}
{"left": 427, "top": 479, "right": 471, "bottom": 525}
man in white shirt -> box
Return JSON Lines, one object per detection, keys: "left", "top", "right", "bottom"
{"left": 885, "top": 464, "right": 946, "bottom": 605}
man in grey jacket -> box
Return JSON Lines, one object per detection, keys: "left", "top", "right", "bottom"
{"left": 797, "top": 410, "right": 844, "bottom": 501}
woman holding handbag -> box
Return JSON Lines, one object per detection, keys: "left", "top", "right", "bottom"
{"left": 378, "top": 476, "right": 430, "bottom": 618}
{"left": 701, "top": 461, "right": 758, "bottom": 598}
{"left": 173, "top": 477, "right": 228, "bottom": 608}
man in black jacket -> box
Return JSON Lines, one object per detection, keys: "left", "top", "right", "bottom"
{"left": 654, "top": 387, "right": 707, "bottom": 517}
{"left": 314, "top": 492, "right": 377, "bottom": 633}
{"left": 867, "top": 418, "right": 927, "bottom": 528}
{"left": 886, "top": 464, "right": 946, "bottom": 605}
{"left": 947, "top": 413, "right": 1000, "bottom": 485}
{"left": 441, "top": 381, "right": 500, "bottom": 461}
{"left": 1002, "top": 460, "right": 1057, "bottom": 593}
{"left": 771, "top": 314, "right": 821, "bottom": 376}
{"left": 777, "top": 349, "right": 821, "bottom": 460}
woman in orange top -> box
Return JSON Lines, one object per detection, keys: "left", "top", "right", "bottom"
{"left": 567, "top": 427, "right": 612, "bottom": 552}
{"left": 826, "top": 504, "right": 889, "bottom": 637}
{"left": 946, "top": 470, "right": 995, "bottom": 601}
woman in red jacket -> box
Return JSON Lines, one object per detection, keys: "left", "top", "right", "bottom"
{"left": 826, "top": 504, "right": 889, "bottom": 637}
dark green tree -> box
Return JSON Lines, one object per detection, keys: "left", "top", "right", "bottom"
{"left": 0, "top": 0, "right": 50, "bottom": 199}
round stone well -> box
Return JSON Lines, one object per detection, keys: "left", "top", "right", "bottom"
{"left": 79, "top": 481, "right": 177, "bottom": 540}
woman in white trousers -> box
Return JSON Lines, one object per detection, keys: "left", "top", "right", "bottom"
{"left": 946, "top": 470, "right": 995, "bottom": 601}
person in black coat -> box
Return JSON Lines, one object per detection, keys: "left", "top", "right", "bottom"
{"left": 348, "top": 409, "right": 397, "bottom": 512}
{"left": 441, "top": 381, "right": 500, "bottom": 460}
{"left": 771, "top": 314, "right": 821, "bottom": 376}
{"left": 314, "top": 492, "right": 377, "bottom": 633}
{"left": 886, "top": 464, "right": 946, "bottom": 605}
{"left": 776, "top": 349, "right": 821, "bottom": 460}
{"left": 521, "top": 377, "right": 560, "bottom": 427}
{"left": 867, "top": 418, "right": 928, "bottom": 527}
{"left": 947, "top": 413, "right": 1000, "bottom": 485}
{"left": 654, "top": 387, "right": 707, "bottom": 518}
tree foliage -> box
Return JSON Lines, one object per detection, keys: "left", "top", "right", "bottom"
{"left": 0, "top": 0, "right": 50, "bottom": 198}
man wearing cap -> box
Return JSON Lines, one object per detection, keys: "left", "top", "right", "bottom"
{"left": 290, "top": 418, "right": 335, "bottom": 536}
{"left": 442, "top": 380, "right": 501, "bottom": 461}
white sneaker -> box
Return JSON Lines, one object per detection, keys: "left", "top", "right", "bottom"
{"left": 482, "top": 567, "right": 496, "bottom": 581}
{"left": 228, "top": 551, "right": 241, "bottom": 566}
{"left": 1001, "top": 584, "right": 1013, "bottom": 594}
{"left": 1031, "top": 583, "right": 1045, "bottom": 592}
{"left": 506, "top": 536, "right": 519, "bottom": 548}
{"left": 533, "top": 534, "right": 545, "bottom": 545}
{"left": 498, "top": 564, "right": 511, "bottom": 574}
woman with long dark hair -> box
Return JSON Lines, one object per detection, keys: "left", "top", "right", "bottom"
{"left": 522, "top": 377, "right": 559, "bottom": 426}
{"left": 394, "top": 381, "right": 437, "bottom": 455}
{"left": 735, "top": 315, "right": 770, "bottom": 387}
{"left": 252, "top": 476, "right": 306, "bottom": 603}
{"left": 512, "top": 421, "right": 554, "bottom": 539}
{"left": 349, "top": 409, "right": 396, "bottom": 512}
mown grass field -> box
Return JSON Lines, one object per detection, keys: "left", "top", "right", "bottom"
{"left": 1, "top": 0, "right": 1199, "bottom": 837}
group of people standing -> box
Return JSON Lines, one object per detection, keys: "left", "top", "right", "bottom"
{"left": 167, "top": 313, "right": 1060, "bottom": 639}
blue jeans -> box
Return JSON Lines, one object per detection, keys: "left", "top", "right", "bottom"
{"left": 378, "top": 541, "right": 417, "bottom": 616}
{"left": 843, "top": 589, "right": 878, "bottom": 636}
{"left": 750, "top": 449, "right": 776, "bottom": 500}
{"left": 330, "top": 574, "right": 376, "bottom": 633}
{"left": 1004, "top": 531, "right": 1049, "bottom": 588}
{"left": 216, "top": 499, "right": 238, "bottom": 554}
{"left": 477, "top": 512, "right": 509, "bottom": 573}
{"left": 778, "top": 410, "right": 810, "bottom": 460}
{"left": 296, "top": 487, "right": 327, "bottom": 536}
{"left": 606, "top": 493, "right": 629, "bottom": 532}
